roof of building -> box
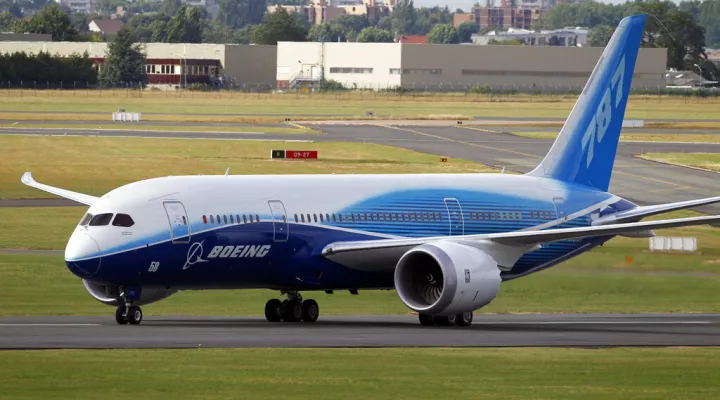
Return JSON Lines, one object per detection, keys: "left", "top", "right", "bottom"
{"left": 90, "top": 19, "right": 123, "bottom": 34}
{"left": 396, "top": 35, "right": 427, "bottom": 44}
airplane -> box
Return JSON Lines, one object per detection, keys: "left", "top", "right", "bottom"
{"left": 20, "top": 14, "right": 720, "bottom": 327}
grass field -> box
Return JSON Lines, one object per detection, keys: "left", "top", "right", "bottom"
{"left": 1, "top": 347, "right": 719, "bottom": 399}
{"left": 0, "top": 91, "right": 718, "bottom": 120}
{"left": 508, "top": 131, "right": 720, "bottom": 143}
{"left": 639, "top": 153, "right": 720, "bottom": 172}
{"left": 0, "top": 136, "right": 493, "bottom": 199}
{"left": 0, "top": 123, "right": 322, "bottom": 134}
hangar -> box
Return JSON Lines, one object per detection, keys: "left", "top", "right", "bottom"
{"left": 276, "top": 41, "right": 667, "bottom": 92}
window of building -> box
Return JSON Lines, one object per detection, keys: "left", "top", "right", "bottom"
{"left": 329, "top": 67, "right": 374, "bottom": 74}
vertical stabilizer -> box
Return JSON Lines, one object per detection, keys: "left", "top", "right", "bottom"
{"left": 526, "top": 14, "right": 647, "bottom": 191}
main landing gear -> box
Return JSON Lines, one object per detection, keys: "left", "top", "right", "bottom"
{"left": 264, "top": 291, "right": 319, "bottom": 323}
{"left": 418, "top": 311, "right": 473, "bottom": 327}
{"left": 115, "top": 303, "right": 143, "bottom": 325}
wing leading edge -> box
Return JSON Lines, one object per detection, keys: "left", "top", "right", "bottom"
{"left": 322, "top": 214, "right": 720, "bottom": 256}
{"left": 21, "top": 172, "right": 98, "bottom": 206}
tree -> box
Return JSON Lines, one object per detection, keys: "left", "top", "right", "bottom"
{"left": 15, "top": 5, "right": 77, "bottom": 41}
{"left": 307, "top": 22, "right": 346, "bottom": 42}
{"left": 162, "top": 0, "right": 181, "bottom": 16}
{"left": 217, "top": 0, "right": 267, "bottom": 29}
{"left": 456, "top": 21, "right": 477, "bottom": 43}
{"left": 356, "top": 26, "right": 393, "bottom": 43}
{"left": 252, "top": 7, "right": 307, "bottom": 45}
{"left": 633, "top": 1, "right": 707, "bottom": 72}
{"left": 0, "top": 11, "right": 15, "bottom": 31}
{"left": 697, "top": 0, "right": 720, "bottom": 48}
{"left": 427, "top": 23, "right": 458, "bottom": 44}
{"left": 99, "top": 26, "right": 146, "bottom": 86}
{"left": 391, "top": 0, "right": 416, "bottom": 35}
{"left": 586, "top": 24, "right": 614, "bottom": 47}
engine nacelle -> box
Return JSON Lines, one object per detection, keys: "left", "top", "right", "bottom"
{"left": 394, "top": 241, "right": 501, "bottom": 316}
{"left": 82, "top": 280, "right": 176, "bottom": 306}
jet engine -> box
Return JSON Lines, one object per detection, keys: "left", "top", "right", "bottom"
{"left": 394, "top": 241, "right": 501, "bottom": 316}
{"left": 82, "top": 280, "right": 176, "bottom": 306}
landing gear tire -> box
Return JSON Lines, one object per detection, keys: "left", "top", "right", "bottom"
{"left": 281, "top": 300, "right": 303, "bottom": 322}
{"left": 301, "top": 299, "right": 319, "bottom": 322}
{"left": 456, "top": 311, "right": 473, "bottom": 327}
{"left": 419, "top": 314, "right": 435, "bottom": 326}
{"left": 127, "top": 306, "right": 143, "bottom": 325}
{"left": 115, "top": 306, "right": 128, "bottom": 325}
{"left": 265, "top": 299, "right": 283, "bottom": 322}
{"left": 435, "top": 315, "right": 457, "bottom": 326}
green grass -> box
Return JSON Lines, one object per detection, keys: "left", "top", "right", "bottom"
{"left": 0, "top": 123, "right": 322, "bottom": 134}
{"left": 0, "top": 91, "right": 718, "bottom": 120}
{"left": 1, "top": 347, "right": 719, "bottom": 400}
{"left": 509, "top": 131, "right": 720, "bottom": 143}
{"left": 3, "top": 252, "right": 720, "bottom": 317}
{"left": 0, "top": 136, "right": 492, "bottom": 199}
{"left": 639, "top": 153, "right": 720, "bottom": 172}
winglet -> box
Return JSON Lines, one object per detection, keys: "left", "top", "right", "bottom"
{"left": 20, "top": 171, "right": 99, "bottom": 206}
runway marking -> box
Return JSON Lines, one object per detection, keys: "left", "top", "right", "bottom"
{"left": 480, "top": 321, "right": 713, "bottom": 325}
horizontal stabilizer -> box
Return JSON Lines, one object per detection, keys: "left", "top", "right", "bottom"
{"left": 21, "top": 172, "right": 98, "bottom": 206}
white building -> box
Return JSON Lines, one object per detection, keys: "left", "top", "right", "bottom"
{"left": 276, "top": 41, "right": 667, "bottom": 92}
{"left": 471, "top": 27, "right": 589, "bottom": 47}
{"left": 58, "top": 0, "right": 94, "bottom": 13}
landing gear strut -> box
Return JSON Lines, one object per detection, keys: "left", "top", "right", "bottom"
{"left": 418, "top": 311, "right": 473, "bottom": 327}
{"left": 265, "top": 291, "right": 319, "bottom": 323}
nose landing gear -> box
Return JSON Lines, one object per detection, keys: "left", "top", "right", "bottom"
{"left": 115, "top": 304, "right": 143, "bottom": 325}
{"left": 264, "top": 291, "right": 319, "bottom": 323}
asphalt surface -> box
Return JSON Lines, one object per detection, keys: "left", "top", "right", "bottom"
{"left": 1, "top": 314, "right": 719, "bottom": 349}
{"left": 4, "top": 122, "right": 720, "bottom": 213}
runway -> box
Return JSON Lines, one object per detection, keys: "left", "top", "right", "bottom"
{"left": 1, "top": 314, "right": 719, "bottom": 349}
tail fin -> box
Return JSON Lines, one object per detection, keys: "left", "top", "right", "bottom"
{"left": 527, "top": 14, "right": 647, "bottom": 191}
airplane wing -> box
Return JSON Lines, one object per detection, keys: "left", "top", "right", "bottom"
{"left": 593, "top": 195, "right": 720, "bottom": 225}
{"left": 322, "top": 214, "right": 720, "bottom": 256}
{"left": 21, "top": 172, "right": 98, "bottom": 206}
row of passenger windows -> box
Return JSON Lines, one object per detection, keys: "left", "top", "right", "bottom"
{"left": 199, "top": 209, "right": 557, "bottom": 226}
{"left": 78, "top": 213, "right": 135, "bottom": 227}
{"left": 203, "top": 214, "right": 265, "bottom": 225}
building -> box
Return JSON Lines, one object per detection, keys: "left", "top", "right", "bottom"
{"left": 0, "top": 42, "right": 277, "bottom": 89}
{"left": 471, "top": 27, "right": 588, "bottom": 46}
{"left": 88, "top": 19, "right": 123, "bottom": 36}
{"left": 453, "top": 6, "right": 547, "bottom": 31}
{"left": 396, "top": 35, "right": 428, "bottom": 44}
{"left": 275, "top": 41, "right": 667, "bottom": 91}
{"left": 58, "top": 0, "right": 94, "bottom": 14}
{"left": 267, "top": 0, "right": 394, "bottom": 25}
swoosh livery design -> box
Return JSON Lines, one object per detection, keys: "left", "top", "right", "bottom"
{"left": 19, "top": 15, "right": 720, "bottom": 326}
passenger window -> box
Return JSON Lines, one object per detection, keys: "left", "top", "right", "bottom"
{"left": 314, "top": 214, "right": 318, "bottom": 223}
{"left": 230, "top": 215, "right": 234, "bottom": 223}
{"left": 210, "top": 215, "right": 215, "bottom": 224}
{"left": 295, "top": 214, "right": 299, "bottom": 223}
{"left": 216, "top": 215, "right": 220, "bottom": 224}
{"left": 320, "top": 214, "right": 324, "bottom": 222}
{"left": 256, "top": 214, "right": 259, "bottom": 223}
{"left": 203, "top": 215, "right": 207, "bottom": 224}
{"left": 307, "top": 214, "right": 311, "bottom": 223}
{"left": 223, "top": 215, "right": 228, "bottom": 224}
{"left": 249, "top": 215, "right": 253, "bottom": 223}
{"left": 112, "top": 213, "right": 135, "bottom": 227}
{"left": 326, "top": 213, "right": 330, "bottom": 222}
{"left": 301, "top": 214, "right": 305, "bottom": 223}
{"left": 89, "top": 213, "right": 113, "bottom": 226}
{"left": 78, "top": 213, "right": 92, "bottom": 226}
{"left": 332, "top": 214, "right": 337, "bottom": 223}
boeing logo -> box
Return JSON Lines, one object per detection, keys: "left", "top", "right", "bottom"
{"left": 207, "top": 245, "right": 271, "bottom": 259}
{"left": 183, "top": 240, "right": 209, "bottom": 270}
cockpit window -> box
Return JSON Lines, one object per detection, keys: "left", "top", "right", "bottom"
{"left": 112, "top": 213, "right": 135, "bottom": 227}
{"left": 89, "top": 213, "right": 113, "bottom": 226}
{"left": 78, "top": 213, "right": 93, "bottom": 226}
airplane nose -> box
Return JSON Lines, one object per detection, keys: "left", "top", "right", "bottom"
{"left": 65, "top": 231, "right": 101, "bottom": 279}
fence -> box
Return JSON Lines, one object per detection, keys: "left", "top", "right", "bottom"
{"left": 0, "top": 80, "right": 718, "bottom": 102}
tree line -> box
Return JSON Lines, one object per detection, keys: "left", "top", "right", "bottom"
{"left": 0, "top": 51, "right": 98, "bottom": 85}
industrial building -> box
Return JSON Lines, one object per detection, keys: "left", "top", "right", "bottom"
{"left": 0, "top": 42, "right": 276, "bottom": 89}
{"left": 275, "top": 41, "right": 667, "bottom": 91}
{"left": 268, "top": 0, "right": 394, "bottom": 25}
